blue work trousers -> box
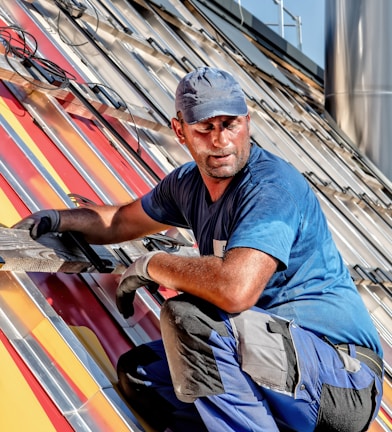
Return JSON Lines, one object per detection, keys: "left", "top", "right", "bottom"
{"left": 117, "top": 294, "right": 383, "bottom": 432}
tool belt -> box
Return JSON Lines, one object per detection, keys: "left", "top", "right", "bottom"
{"left": 336, "top": 344, "right": 383, "bottom": 379}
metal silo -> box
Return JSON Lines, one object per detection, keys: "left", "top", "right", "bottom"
{"left": 325, "top": 0, "right": 392, "bottom": 180}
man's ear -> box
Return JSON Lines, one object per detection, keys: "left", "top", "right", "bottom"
{"left": 171, "top": 117, "right": 185, "bottom": 144}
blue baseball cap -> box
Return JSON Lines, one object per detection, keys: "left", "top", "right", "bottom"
{"left": 175, "top": 67, "right": 248, "bottom": 124}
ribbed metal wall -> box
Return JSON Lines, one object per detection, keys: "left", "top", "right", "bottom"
{"left": 325, "top": 0, "right": 392, "bottom": 180}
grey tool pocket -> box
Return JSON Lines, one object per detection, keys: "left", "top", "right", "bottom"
{"left": 230, "top": 310, "right": 290, "bottom": 391}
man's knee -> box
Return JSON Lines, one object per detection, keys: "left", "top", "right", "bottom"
{"left": 116, "top": 345, "right": 174, "bottom": 430}
{"left": 117, "top": 345, "right": 159, "bottom": 395}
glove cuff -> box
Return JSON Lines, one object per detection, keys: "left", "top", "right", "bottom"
{"left": 48, "top": 209, "right": 61, "bottom": 232}
{"left": 119, "top": 250, "right": 166, "bottom": 286}
{"left": 135, "top": 250, "right": 166, "bottom": 280}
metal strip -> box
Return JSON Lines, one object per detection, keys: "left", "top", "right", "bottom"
{"left": 0, "top": 271, "right": 143, "bottom": 431}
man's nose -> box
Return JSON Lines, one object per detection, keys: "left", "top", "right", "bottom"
{"left": 211, "top": 126, "right": 229, "bottom": 147}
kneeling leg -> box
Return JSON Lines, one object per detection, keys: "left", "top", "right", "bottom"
{"left": 117, "top": 339, "right": 206, "bottom": 431}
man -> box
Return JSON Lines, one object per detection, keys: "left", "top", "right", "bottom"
{"left": 15, "top": 67, "right": 383, "bottom": 431}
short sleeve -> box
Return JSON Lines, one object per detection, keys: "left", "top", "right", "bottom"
{"left": 141, "top": 162, "right": 198, "bottom": 229}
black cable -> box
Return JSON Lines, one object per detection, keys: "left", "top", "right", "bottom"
{"left": 83, "top": 81, "right": 142, "bottom": 154}
{"left": 53, "top": 0, "right": 100, "bottom": 48}
{"left": 0, "top": 25, "right": 76, "bottom": 89}
{"left": 0, "top": 25, "right": 144, "bottom": 157}
{"left": 0, "top": 24, "right": 159, "bottom": 176}
{"left": 68, "top": 81, "right": 161, "bottom": 182}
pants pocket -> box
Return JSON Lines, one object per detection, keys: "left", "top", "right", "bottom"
{"left": 230, "top": 310, "right": 296, "bottom": 392}
{"left": 315, "top": 380, "right": 377, "bottom": 432}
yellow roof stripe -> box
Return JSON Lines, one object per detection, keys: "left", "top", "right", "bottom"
{"left": 0, "top": 96, "right": 70, "bottom": 194}
{"left": 0, "top": 340, "right": 57, "bottom": 432}
{"left": 0, "top": 187, "right": 21, "bottom": 227}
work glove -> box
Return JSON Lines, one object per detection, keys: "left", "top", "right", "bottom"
{"left": 12, "top": 209, "right": 61, "bottom": 240}
{"left": 116, "top": 251, "right": 164, "bottom": 319}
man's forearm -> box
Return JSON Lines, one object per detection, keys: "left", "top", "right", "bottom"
{"left": 57, "top": 199, "right": 171, "bottom": 245}
{"left": 58, "top": 206, "right": 121, "bottom": 244}
{"left": 146, "top": 248, "right": 276, "bottom": 313}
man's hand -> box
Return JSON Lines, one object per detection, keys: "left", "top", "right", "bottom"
{"left": 116, "top": 251, "right": 164, "bottom": 318}
{"left": 12, "top": 210, "right": 61, "bottom": 239}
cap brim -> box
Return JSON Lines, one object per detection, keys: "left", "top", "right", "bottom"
{"left": 183, "top": 98, "right": 248, "bottom": 124}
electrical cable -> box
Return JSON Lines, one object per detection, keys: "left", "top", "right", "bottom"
{"left": 53, "top": 0, "right": 100, "bottom": 48}
{"left": 83, "top": 81, "right": 142, "bottom": 154}
{"left": 50, "top": 1, "right": 143, "bottom": 152}
{"left": 0, "top": 24, "right": 143, "bottom": 157}
{"left": 0, "top": 24, "right": 77, "bottom": 89}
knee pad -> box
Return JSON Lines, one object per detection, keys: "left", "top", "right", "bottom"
{"left": 160, "top": 294, "right": 228, "bottom": 402}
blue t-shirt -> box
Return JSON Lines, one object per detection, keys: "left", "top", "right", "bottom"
{"left": 142, "top": 145, "right": 382, "bottom": 356}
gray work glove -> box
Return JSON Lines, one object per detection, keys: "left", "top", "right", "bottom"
{"left": 116, "top": 251, "right": 165, "bottom": 319}
{"left": 12, "top": 209, "right": 61, "bottom": 239}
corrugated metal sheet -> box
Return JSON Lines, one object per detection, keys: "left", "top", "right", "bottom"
{"left": 0, "top": 0, "right": 390, "bottom": 430}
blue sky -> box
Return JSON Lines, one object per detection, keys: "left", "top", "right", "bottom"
{"left": 237, "top": 0, "right": 325, "bottom": 67}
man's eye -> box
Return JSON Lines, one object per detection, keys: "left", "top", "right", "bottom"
{"left": 197, "top": 126, "right": 212, "bottom": 132}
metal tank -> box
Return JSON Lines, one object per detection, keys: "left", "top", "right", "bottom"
{"left": 325, "top": 0, "right": 392, "bottom": 180}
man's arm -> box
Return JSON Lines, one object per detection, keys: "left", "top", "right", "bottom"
{"left": 15, "top": 199, "right": 171, "bottom": 244}
{"left": 147, "top": 247, "right": 278, "bottom": 313}
{"left": 16, "top": 201, "right": 278, "bottom": 314}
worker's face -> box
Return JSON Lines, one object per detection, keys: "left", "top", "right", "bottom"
{"left": 172, "top": 114, "right": 251, "bottom": 179}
